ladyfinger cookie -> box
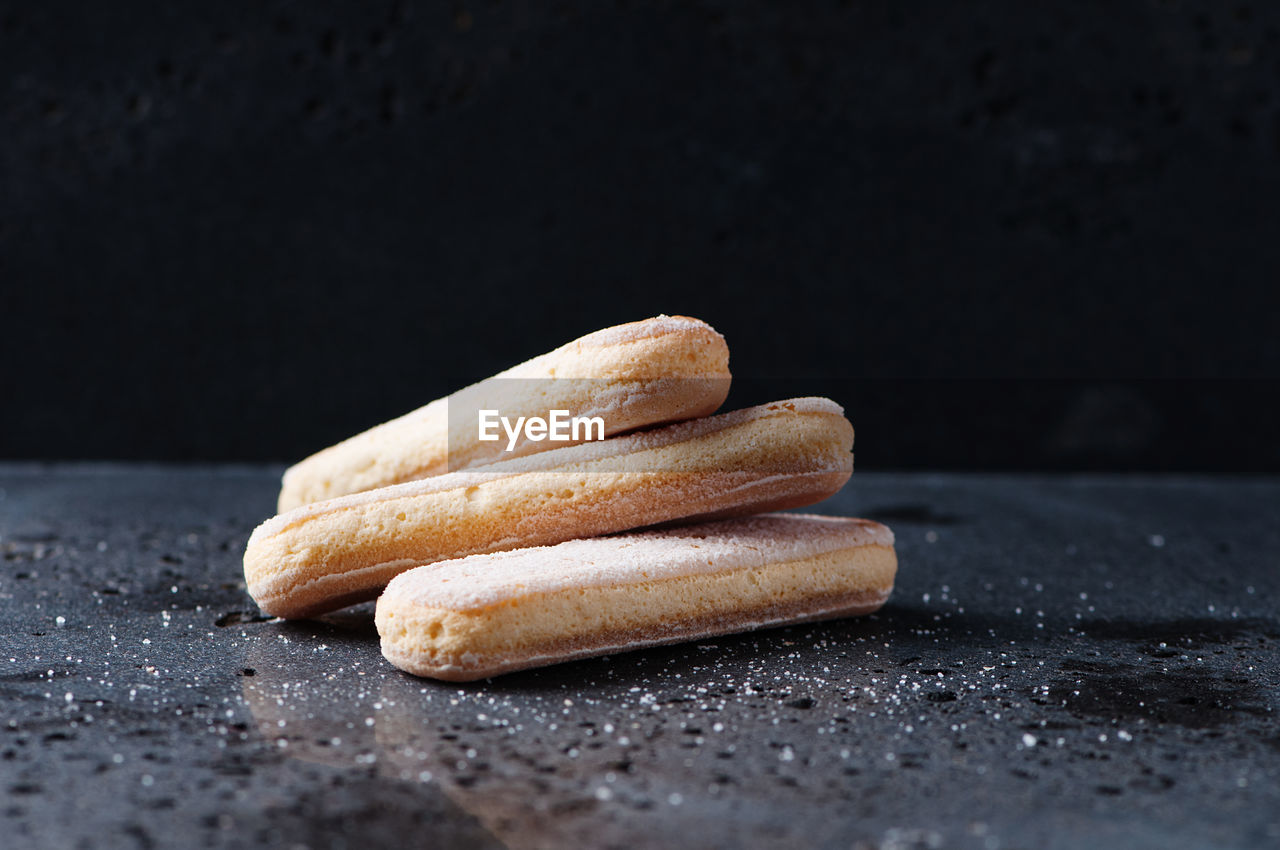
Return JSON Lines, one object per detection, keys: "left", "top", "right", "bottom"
{"left": 376, "top": 513, "right": 896, "bottom": 680}
{"left": 277, "top": 315, "right": 731, "bottom": 511}
{"left": 245, "top": 398, "right": 854, "bottom": 619}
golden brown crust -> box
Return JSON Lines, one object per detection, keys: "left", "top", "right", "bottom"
{"left": 277, "top": 315, "right": 731, "bottom": 511}
{"left": 381, "top": 587, "right": 892, "bottom": 682}
{"left": 374, "top": 517, "right": 896, "bottom": 680}
{"left": 245, "top": 398, "right": 855, "bottom": 618}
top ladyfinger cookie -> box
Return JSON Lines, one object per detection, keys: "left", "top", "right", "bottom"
{"left": 277, "top": 315, "right": 730, "bottom": 512}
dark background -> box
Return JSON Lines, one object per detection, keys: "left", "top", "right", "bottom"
{"left": 2, "top": 1, "right": 1277, "bottom": 471}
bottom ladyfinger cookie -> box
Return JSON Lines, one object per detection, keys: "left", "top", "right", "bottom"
{"left": 375, "top": 513, "right": 897, "bottom": 681}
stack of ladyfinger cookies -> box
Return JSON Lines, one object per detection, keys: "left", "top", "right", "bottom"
{"left": 243, "top": 317, "right": 896, "bottom": 680}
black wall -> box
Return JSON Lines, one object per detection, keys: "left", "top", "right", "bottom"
{"left": 3, "top": 1, "right": 1277, "bottom": 471}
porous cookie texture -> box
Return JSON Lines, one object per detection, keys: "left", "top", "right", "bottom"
{"left": 376, "top": 513, "right": 897, "bottom": 681}
{"left": 245, "top": 398, "right": 854, "bottom": 619}
{"left": 277, "top": 315, "right": 731, "bottom": 511}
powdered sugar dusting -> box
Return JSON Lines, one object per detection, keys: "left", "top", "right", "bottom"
{"left": 576, "top": 315, "right": 718, "bottom": 347}
{"left": 250, "top": 398, "right": 848, "bottom": 542}
{"left": 386, "top": 513, "right": 892, "bottom": 611}
{"left": 486, "top": 315, "right": 720, "bottom": 381}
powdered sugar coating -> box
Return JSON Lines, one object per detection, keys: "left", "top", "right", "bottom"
{"left": 572, "top": 314, "right": 714, "bottom": 348}
{"left": 251, "top": 397, "right": 846, "bottom": 543}
{"left": 385, "top": 513, "right": 893, "bottom": 612}
{"left": 487, "top": 315, "right": 719, "bottom": 380}
{"left": 277, "top": 315, "right": 730, "bottom": 510}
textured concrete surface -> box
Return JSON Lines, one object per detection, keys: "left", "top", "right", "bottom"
{"left": 1, "top": 465, "right": 1277, "bottom": 849}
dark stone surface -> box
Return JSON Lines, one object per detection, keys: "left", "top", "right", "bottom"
{"left": 1, "top": 464, "right": 1277, "bottom": 848}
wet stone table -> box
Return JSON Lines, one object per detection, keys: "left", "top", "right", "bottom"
{"left": 0, "top": 465, "right": 1277, "bottom": 850}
